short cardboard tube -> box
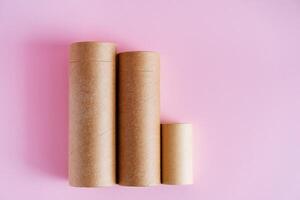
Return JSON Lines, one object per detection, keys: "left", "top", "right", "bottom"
{"left": 162, "top": 123, "right": 193, "bottom": 185}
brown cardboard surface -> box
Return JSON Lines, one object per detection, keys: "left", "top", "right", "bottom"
{"left": 118, "top": 51, "right": 161, "bottom": 186}
{"left": 70, "top": 41, "right": 115, "bottom": 61}
{"left": 69, "top": 42, "right": 116, "bottom": 187}
{"left": 162, "top": 123, "right": 193, "bottom": 185}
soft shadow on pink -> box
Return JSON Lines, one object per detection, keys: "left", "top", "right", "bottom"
{"left": 23, "top": 39, "right": 69, "bottom": 178}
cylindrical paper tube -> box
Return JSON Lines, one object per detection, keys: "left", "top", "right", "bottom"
{"left": 162, "top": 123, "right": 193, "bottom": 185}
{"left": 118, "top": 51, "right": 160, "bottom": 186}
{"left": 69, "top": 42, "right": 116, "bottom": 187}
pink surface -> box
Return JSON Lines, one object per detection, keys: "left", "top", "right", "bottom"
{"left": 0, "top": 0, "right": 299, "bottom": 199}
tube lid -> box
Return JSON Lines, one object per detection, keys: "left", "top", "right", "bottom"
{"left": 118, "top": 51, "right": 160, "bottom": 69}
{"left": 70, "top": 41, "right": 116, "bottom": 62}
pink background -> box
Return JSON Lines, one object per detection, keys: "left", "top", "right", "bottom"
{"left": 0, "top": 0, "right": 299, "bottom": 199}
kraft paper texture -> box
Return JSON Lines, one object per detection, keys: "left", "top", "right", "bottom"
{"left": 69, "top": 42, "right": 116, "bottom": 187}
{"left": 118, "top": 51, "right": 161, "bottom": 186}
{"left": 162, "top": 123, "right": 193, "bottom": 185}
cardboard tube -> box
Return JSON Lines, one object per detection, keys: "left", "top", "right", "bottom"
{"left": 162, "top": 123, "right": 193, "bottom": 185}
{"left": 118, "top": 51, "right": 160, "bottom": 186}
{"left": 69, "top": 42, "right": 116, "bottom": 187}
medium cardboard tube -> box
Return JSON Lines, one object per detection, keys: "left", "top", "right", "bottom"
{"left": 69, "top": 42, "right": 116, "bottom": 187}
{"left": 118, "top": 51, "right": 160, "bottom": 186}
{"left": 162, "top": 123, "right": 193, "bottom": 185}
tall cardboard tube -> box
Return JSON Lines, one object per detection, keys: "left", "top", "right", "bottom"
{"left": 162, "top": 123, "right": 193, "bottom": 185}
{"left": 69, "top": 42, "right": 116, "bottom": 187}
{"left": 118, "top": 51, "right": 160, "bottom": 186}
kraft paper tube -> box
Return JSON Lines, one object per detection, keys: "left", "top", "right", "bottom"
{"left": 162, "top": 123, "right": 193, "bottom": 185}
{"left": 69, "top": 42, "right": 116, "bottom": 187}
{"left": 118, "top": 51, "right": 160, "bottom": 186}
